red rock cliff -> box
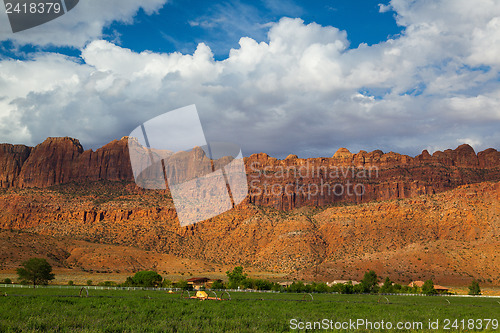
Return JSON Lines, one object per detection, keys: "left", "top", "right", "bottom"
{"left": 0, "top": 138, "right": 499, "bottom": 209}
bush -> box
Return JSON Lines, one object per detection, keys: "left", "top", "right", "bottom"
{"left": 98, "top": 281, "right": 117, "bottom": 287}
{"left": 86, "top": 280, "right": 93, "bottom": 286}
{"left": 3, "top": 278, "right": 12, "bottom": 284}
{"left": 68, "top": 280, "right": 74, "bottom": 286}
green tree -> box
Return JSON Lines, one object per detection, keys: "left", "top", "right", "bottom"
{"left": 380, "top": 277, "right": 394, "bottom": 293}
{"left": 313, "top": 282, "right": 329, "bottom": 293}
{"left": 162, "top": 279, "right": 173, "bottom": 288}
{"left": 421, "top": 280, "right": 437, "bottom": 295}
{"left": 16, "top": 258, "right": 55, "bottom": 288}
{"left": 360, "top": 270, "right": 379, "bottom": 293}
{"left": 174, "top": 280, "right": 191, "bottom": 290}
{"left": 226, "top": 266, "right": 247, "bottom": 289}
{"left": 468, "top": 280, "right": 481, "bottom": 295}
{"left": 255, "top": 279, "right": 273, "bottom": 290}
{"left": 287, "top": 281, "right": 306, "bottom": 293}
{"left": 68, "top": 280, "right": 74, "bottom": 286}
{"left": 3, "top": 278, "right": 12, "bottom": 284}
{"left": 86, "top": 280, "right": 93, "bottom": 286}
{"left": 210, "top": 280, "right": 225, "bottom": 290}
{"left": 332, "top": 281, "right": 354, "bottom": 294}
{"left": 241, "top": 278, "right": 254, "bottom": 289}
{"left": 131, "top": 271, "right": 163, "bottom": 287}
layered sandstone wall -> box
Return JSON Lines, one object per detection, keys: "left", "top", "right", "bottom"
{"left": 1, "top": 137, "right": 499, "bottom": 210}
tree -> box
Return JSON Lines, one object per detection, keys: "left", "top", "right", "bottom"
{"left": 360, "top": 270, "right": 379, "bottom": 293}
{"left": 162, "top": 279, "right": 173, "bottom": 288}
{"left": 16, "top": 258, "right": 55, "bottom": 288}
{"left": 468, "top": 280, "right": 481, "bottom": 295}
{"left": 226, "top": 266, "right": 247, "bottom": 289}
{"left": 210, "top": 280, "right": 225, "bottom": 290}
{"left": 421, "top": 280, "right": 437, "bottom": 295}
{"left": 174, "top": 280, "right": 191, "bottom": 290}
{"left": 287, "top": 281, "right": 306, "bottom": 293}
{"left": 86, "top": 280, "right": 93, "bottom": 286}
{"left": 130, "top": 271, "right": 163, "bottom": 287}
{"left": 312, "top": 282, "right": 329, "bottom": 293}
{"left": 332, "top": 281, "right": 354, "bottom": 294}
{"left": 380, "top": 277, "right": 394, "bottom": 294}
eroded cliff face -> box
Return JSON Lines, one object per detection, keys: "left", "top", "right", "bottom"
{"left": 0, "top": 137, "right": 133, "bottom": 189}
{"left": 1, "top": 137, "right": 499, "bottom": 210}
{"left": 246, "top": 144, "right": 500, "bottom": 210}
{"left": 0, "top": 180, "right": 498, "bottom": 284}
{"left": 1, "top": 137, "right": 499, "bottom": 284}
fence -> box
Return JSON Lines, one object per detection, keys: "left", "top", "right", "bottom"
{"left": 0, "top": 284, "right": 499, "bottom": 298}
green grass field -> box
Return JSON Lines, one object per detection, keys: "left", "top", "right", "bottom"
{"left": 0, "top": 286, "right": 498, "bottom": 332}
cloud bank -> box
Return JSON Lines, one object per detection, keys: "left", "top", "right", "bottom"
{"left": 1, "top": 0, "right": 500, "bottom": 158}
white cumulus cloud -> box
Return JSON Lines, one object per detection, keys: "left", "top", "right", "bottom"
{"left": 1, "top": 1, "right": 500, "bottom": 158}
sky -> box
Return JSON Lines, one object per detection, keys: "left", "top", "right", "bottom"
{"left": 0, "top": 0, "right": 499, "bottom": 158}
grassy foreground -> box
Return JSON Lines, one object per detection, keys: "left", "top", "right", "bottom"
{"left": 0, "top": 287, "right": 498, "bottom": 332}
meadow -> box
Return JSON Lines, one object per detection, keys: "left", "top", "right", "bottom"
{"left": 0, "top": 286, "right": 498, "bottom": 332}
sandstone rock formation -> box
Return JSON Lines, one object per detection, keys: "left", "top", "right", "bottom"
{"left": 0, "top": 179, "right": 498, "bottom": 285}
{"left": 1, "top": 137, "right": 500, "bottom": 212}
{"left": 0, "top": 137, "right": 133, "bottom": 188}
{"left": 1, "top": 137, "right": 500, "bottom": 284}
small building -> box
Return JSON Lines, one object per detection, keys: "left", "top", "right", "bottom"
{"left": 434, "top": 285, "right": 449, "bottom": 293}
{"left": 408, "top": 281, "right": 449, "bottom": 293}
{"left": 186, "top": 277, "right": 211, "bottom": 290}
{"left": 408, "top": 281, "right": 425, "bottom": 288}
{"left": 327, "top": 280, "right": 361, "bottom": 287}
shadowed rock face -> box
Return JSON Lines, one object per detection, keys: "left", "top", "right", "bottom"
{"left": 245, "top": 145, "right": 500, "bottom": 210}
{"left": 0, "top": 137, "right": 133, "bottom": 188}
{"left": 0, "top": 137, "right": 499, "bottom": 210}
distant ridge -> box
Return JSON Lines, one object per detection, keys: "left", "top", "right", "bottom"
{"left": 0, "top": 137, "right": 499, "bottom": 209}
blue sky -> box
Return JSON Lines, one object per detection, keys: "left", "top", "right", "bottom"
{"left": 1, "top": 0, "right": 402, "bottom": 59}
{"left": 0, "top": 0, "right": 499, "bottom": 158}
{"left": 102, "top": 0, "right": 401, "bottom": 58}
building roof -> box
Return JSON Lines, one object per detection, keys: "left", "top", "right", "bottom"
{"left": 327, "top": 280, "right": 361, "bottom": 286}
{"left": 186, "top": 277, "right": 210, "bottom": 283}
{"left": 434, "top": 285, "right": 449, "bottom": 291}
{"left": 408, "top": 281, "right": 425, "bottom": 288}
{"left": 408, "top": 281, "right": 448, "bottom": 291}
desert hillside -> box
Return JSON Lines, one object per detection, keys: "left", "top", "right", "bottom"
{"left": 0, "top": 170, "right": 498, "bottom": 285}
{"left": 1, "top": 137, "right": 499, "bottom": 286}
